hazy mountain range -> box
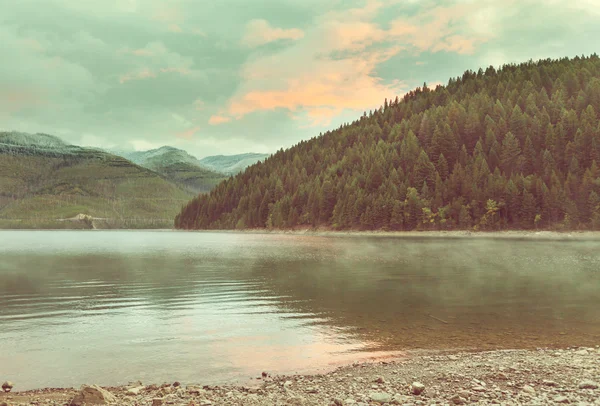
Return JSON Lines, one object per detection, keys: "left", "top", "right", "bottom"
{"left": 0, "top": 131, "right": 268, "bottom": 229}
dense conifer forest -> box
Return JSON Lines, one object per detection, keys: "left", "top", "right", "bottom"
{"left": 175, "top": 55, "right": 600, "bottom": 231}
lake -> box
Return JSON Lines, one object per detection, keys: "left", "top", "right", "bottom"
{"left": 1, "top": 230, "right": 600, "bottom": 390}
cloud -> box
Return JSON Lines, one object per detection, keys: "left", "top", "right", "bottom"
{"left": 130, "top": 139, "right": 163, "bottom": 151}
{"left": 160, "top": 67, "right": 191, "bottom": 75}
{"left": 131, "top": 48, "right": 154, "bottom": 57}
{"left": 119, "top": 68, "right": 156, "bottom": 84}
{"left": 209, "top": 115, "right": 231, "bottom": 125}
{"left": 0, "top": 88, "right": 48, "bottom": 116}
{"left": 168, "top": 24, "right": 183, "bottom": 33}
{"left": 302, "top": 107, "right": 344, "bottom": 128}
{"left": 1, "top": 0, "right": 599, "bottom": 158}
{"left": 388, "top": 1, "right": 496, "bottom": 55}
{"left": 175, "top": 126, "right": 200, "bottom": 140}
{"left": 219, "top": 0, "right": 500, "bottom": 125}
{"left": 193, "top": 99, "right": 205, "bottom": 111}
{"left": 241, "top": 19, "right": 304, "bottom": 47}
{"left": 222, "top": 2, "right": 407, "bottom": 123}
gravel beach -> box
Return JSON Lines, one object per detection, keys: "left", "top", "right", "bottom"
{"left": 2, "top": 346, "right": 599, "bottom": 406}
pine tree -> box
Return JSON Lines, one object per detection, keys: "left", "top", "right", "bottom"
{"left": 500, "top": 132, "right": 522, "bottom": 175}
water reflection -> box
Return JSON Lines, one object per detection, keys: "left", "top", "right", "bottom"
{"left": 1, "top": 231, "right": 599, "bottom": 390}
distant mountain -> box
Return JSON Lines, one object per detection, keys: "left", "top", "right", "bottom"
{"left": 199, "top": 153, "right": 269, "bottom": 175}
{"left": 123, "top": 146, "right": 204, "bottom": 169}
{"left": 176, "top": 55, "right": 600, "bottom": 231}
{"left": 0, "top": 131, "right": 193, "bottom": 229}
{"left": 118, "top": 146, "right": 228, "bottom": 194}
{"left": 1, "top": 131, "right": 81, "bottom": 154}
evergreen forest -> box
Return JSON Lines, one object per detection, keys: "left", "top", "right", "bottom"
{"left": 175, "top": 55, "right": 600, "bottom": 231}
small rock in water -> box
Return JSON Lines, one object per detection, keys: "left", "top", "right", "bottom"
{"left": 411, "top": 382, "right": 425, "bottom": 395}
{"left": 578, "top": 380, "right": 599, "bottom": 389}
{"left": 70, "top": 384, "right": 116, "bottom": 406}
{"left": 554, "top": 396, "right": 570, "bottom": 403}
{"left": 172, "top": 381, "right": 181, "bottom": 387}
{"left": 374, "top": 376, "right": 385, "bottom": 384}
{"left": 262, "top": 371, "right": 268, "bottom": 378}
{"left": 1, "top": 381, "right": 13, "bottom": 393}
{"left": 543, "top": 379, "right": 558, "bottom": 387}
{"left": 152, "top": 399, "right": 163, "bottom": 406}
{"left": 369, "top": 392, "right": 392, "bottom": 403}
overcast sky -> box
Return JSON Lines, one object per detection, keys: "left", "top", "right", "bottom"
{"left": 1, "top": 0, "right": 599, "bottom": 158}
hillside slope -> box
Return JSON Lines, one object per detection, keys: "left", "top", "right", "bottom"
{"left": 199, "top": 153, "right": 269, "bottom": 175}
{"left": 0, "top": 132, "right": 193, "bottom": 229}
{"left": 121, "top": 146, "right": 227, "bottom": 194}
{"left": 175, "top": 55, "right": 600, "bottom": 231}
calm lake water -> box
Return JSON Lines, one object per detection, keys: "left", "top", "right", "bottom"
{"left": 1, "top": 231, "right": 600, "bottom": 390}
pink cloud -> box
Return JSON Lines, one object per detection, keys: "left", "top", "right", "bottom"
{"left": 175, "top": 126, "right": 200, "bottom": 140}
{"left": 220, "top": 0, "right": 493, "bottom": 126}
{"left": 302, "top": 107, "right": 344, "bottom": 128}
{"left": 324, "top": 21, "right": 385, "bottom": 51}
{"left": 241, "top": 19, "right": 304, "bottom": 47}
{"left": 226, "top": 35, "right": 404, "bottom": 121}
{"left": 208, "top": 115, "right": 231, "bottom": 125}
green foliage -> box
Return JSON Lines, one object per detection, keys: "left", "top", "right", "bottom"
{"left": 175, "top": 55, "right": 600, "bottom": 231}
{"left": 0, "top": 149, "right": 193, "bottom": 228}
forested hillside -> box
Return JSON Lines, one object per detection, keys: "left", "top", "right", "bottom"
{"left": 175, "top": 55, "right": 600, "bottom": 231}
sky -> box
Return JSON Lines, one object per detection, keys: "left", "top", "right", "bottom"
{"left": 1, "top": 0, "right": 599, "bottom": 158}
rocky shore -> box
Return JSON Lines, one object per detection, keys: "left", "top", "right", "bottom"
{"left": 2, "top": 347, "right": 599, "bottom": 405}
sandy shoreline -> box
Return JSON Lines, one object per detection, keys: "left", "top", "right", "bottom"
{"left": 2, "top": 347, "right": 599, "bottom": 405}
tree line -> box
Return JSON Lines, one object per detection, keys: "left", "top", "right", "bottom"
{"left": 175, "top": 55, "right": 600, "bottom": 231}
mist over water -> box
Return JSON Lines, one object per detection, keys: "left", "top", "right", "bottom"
{"left": 1, "top": 231, "right": 599, "bottom": 390}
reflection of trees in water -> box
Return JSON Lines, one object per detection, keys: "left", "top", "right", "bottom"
{"left": 236, "top": 238, "right": 600, "bottom": 350}
{"left": 2, "top": 237, "right": 600, "bottom": 349}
